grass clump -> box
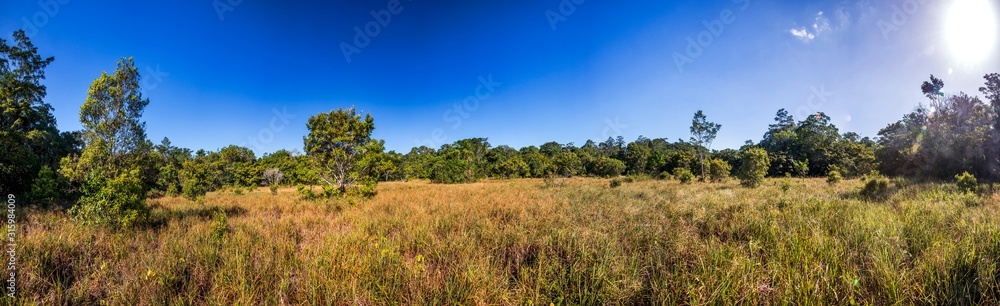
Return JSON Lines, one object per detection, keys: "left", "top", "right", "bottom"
{"left": 860, "top": 171, "right": 891, "bottom": 201}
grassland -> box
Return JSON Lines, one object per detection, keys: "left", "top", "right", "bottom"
{"left": 13, "top": 177, "right": 1000, "bottom": 305}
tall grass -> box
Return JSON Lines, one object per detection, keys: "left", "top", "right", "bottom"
{"left": 12, "top": 178, "right": 1000, "bottom": 304}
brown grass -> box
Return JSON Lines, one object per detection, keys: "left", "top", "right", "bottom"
{"left": 11, "top": 177, "right": 1000, "bottom": 304}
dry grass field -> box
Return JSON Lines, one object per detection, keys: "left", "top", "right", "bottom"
{"left": 14, "top": 177, "right": 1000, "bottom": 305}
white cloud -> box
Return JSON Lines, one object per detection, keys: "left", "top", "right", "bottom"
{"left": 789, "top": 10, "right": 839, "bottom": 43}
{"left": 790, "top": 27, "right": 815, "bottom": 42}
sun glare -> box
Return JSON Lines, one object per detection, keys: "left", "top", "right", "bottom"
{"left": 945, "top": 0, "right": 998, "bottom": 65}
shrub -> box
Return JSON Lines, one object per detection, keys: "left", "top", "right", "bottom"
{"left": 826, "top": 165, "right": 843, "bottom": 185}
{"left": 210, "top": 209, "right": 229, "bottom": 240}
{"left": 955, "top": 171, "right": 977, "bottom": 193}
{"left": 182, "top": 178, "right": 208, "bottom": 202}
{"left": 269, "top": 184, "right": 279, "bottom": 195}
{"left": 708, "top": 158, "right": 731, "bottom": 182}
{"left": 27, "top": 165, "right": 62, "bottom": 206}
{"left": 791, "top": 159, "right": 809, "bottom": 177}
{"left": 165, "top": 184, "right": 181, "bottom": 197}
{"left": 673, "top": 167, "right": 694, "bottom": 184}
{"left": 781, "top": 179, "right": 792, "bottom": 192}
{"left": 609, "top": 178, "right": 623, "bottom": 188}
{"left": 297, "top": 185, "right": 317, "bottom": 200}
{"left": 737, "top": 147, "right": 770, "bottom": 188}
{"left": 70, "top": 169, "right": 149, "bottom": 228}
{"left": 860, "top": 171, "right": 891, "bottom": 201}
{"left": 262, "top": 168, "right": 284, "bottom": 186}
{"left": 657, "top": 171, "right": 673, "bottom": 180}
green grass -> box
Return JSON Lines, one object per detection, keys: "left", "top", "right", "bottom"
{"left": 11, "top": 178, "right": 1000, "bottom": 304}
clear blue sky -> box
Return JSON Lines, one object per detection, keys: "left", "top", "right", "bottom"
{"left": 2, "top": 0, "right": 998, "bottom": 154}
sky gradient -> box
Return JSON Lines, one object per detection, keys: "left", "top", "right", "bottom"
{"left": 2, "top": 0, "right": 999, "bottom": 154}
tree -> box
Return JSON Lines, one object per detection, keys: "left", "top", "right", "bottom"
{"left": 180, "top": 155, "right": 211, "bottom": 201}
{"left": 690, "top": 110, "right": 721, "bottom": 181}
{"left": 402, "top": 146, "right": 436, "bottom": 180}
{"left": 60, "top": 57, "right": 153, "bottom": 227}
{"left": 737, "top": 147, "right": 770, "bottom": 188}
{"left": 0, "top": 30, "right": 64, "bottom": 199}
{"left": 552, "top": 151, "right": 583, "bottom": 177}
{"left": 625, "top": 141, "right": 651, "bottom": 175}
{"left": 979, "top": 73, "right": 1000, "bottom": 179}
{"left": 708, "top": 158, "right": 732, "bottom": 182}
{"left": 303, "top": 107, "right": 383, "bottom": 197}
{"left": 215, "top": 145, "right": 260, "bottom": 188}
{"left": 521, "top": 147, "right": 553, "bottom": 178}
{"left": 430, "top": 148, "right": 476, "bottom": 183}
{"left": 487, "top": 145, "right": 528, "bottom": 178}
{"left": 590, "top": 155, "right": 625, "bottom": 177}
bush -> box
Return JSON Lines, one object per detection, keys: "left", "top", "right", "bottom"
{"left": 708, "top": 158, "right": 731, "bottom": 182}
{"left": 791, "top": 159, "right": 809, "bottom": 177}
{"left": 609, "top": 178, "right": 623, "bottom": 188}
{"left": 657, "top": 171, "right": 673, "bottom": 180}
{"left": 826, "top": 165, "right": 843, "bottom": 185}
{"left": 269, "top": 184, "right": 279, "bottom": 195}
{"left": 955, "top": 171, "right": 977, "bottom": 193}
{"left": 673, "top": 167, "right": 694, "bottom": 184}
{"left": 737, "top": 147, "right": 770, "bottom": 188}
{"left": 182, "top": 178, "right": 208, "bottom": 202}
{"left": 860, "top": 171, "right": 891, "bottom": 201}
{"left": 210, "top": 209, "right": 229, "bottom": 240}
{"left": 262, "top": 168, "right": 284, "bottom": 186}
{"left": 70, "top": 169, "right": 149, "bottom": 228}
{"left": 27, "top": 165, "right": 62, "bottom": 206}
{"left": 592, "top": 156, "right": 626, "bottom": 178}
{"left": 297, "top": 185, "right": 317, "bottom": 200}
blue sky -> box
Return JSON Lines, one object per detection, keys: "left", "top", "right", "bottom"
{"left": 2, "top": 0, "right": 998, "bottom": 154}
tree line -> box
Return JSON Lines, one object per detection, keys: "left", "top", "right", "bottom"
{"left": 4, "top": 30, "right": 1000, "bottom": 227}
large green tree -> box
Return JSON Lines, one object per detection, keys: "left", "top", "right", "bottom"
{"left": 303, "top": 107, "right": 383, "bottom": 196}
{"left": 0, "top": 30, "right": 71, "bottom": 200}
{"left": 61, "top": 57, "right": 154, "bottom": 227}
